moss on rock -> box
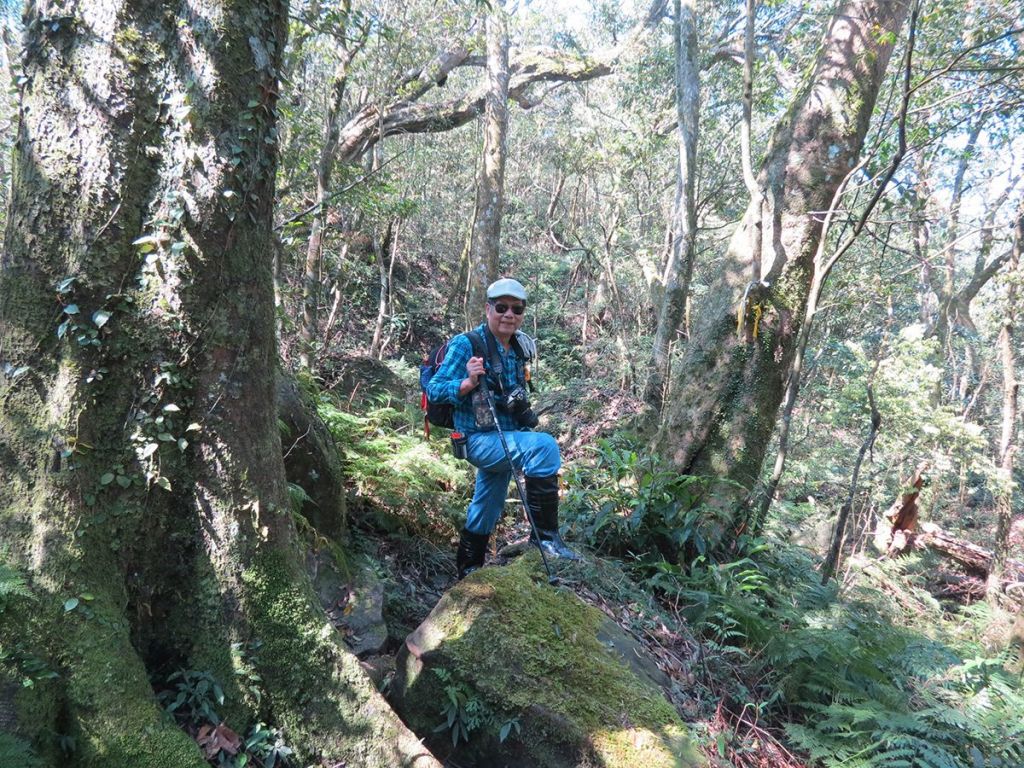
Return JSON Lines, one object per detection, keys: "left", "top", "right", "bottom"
{"left": 392, "top": 554, "right": 705, "bottom": 767}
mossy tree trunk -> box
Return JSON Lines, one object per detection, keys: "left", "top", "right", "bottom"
{"left": 655, "top": 0, "right": 909, "bottom": 552}
{"left": 0, "top": 2, "right": 436, "bottom": 766}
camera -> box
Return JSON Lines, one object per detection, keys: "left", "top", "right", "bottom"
{"left": 500, "top": 386, "right": 539, "bottom": 429}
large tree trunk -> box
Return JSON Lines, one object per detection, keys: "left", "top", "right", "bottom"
{"left": 0, "top": 3, "right": 436, "bottom": 766}
{"left": 465, "top": 3, "right": 510, "bottom": 322}
{"left": 655, "top": 0, "right": 909, "bottom": 552}
{"left": 643, "top": 0, "right": 700, "bottom": 411}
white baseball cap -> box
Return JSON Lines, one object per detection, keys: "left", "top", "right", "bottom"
{"left": 486, "top": 278, "right": 528, "bottom": 302}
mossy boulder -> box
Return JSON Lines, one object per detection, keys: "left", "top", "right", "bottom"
{"left": 390, "top": 554, "right": 705, "bottom": 768}
{"left": 277, "top": 374, "right": 347, "bottom": 539}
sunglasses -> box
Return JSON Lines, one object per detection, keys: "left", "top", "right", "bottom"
{"left": 490, "top": 302, "right": 525, "bottom": 315}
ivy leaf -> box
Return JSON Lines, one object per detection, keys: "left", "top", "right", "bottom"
{"left": 155, "top": 477, "right": 172, "bottom": 491}
{"left": 92, "top": 310, "right": 112, "bottom": 328}
{"left": 116, "top": 475, "right": 132, "bottom": 488}
{"left": 64, "top": 597, "right": 79, "bottom": 612}
{"left": 140, "top": 442, "right": 159, "bottom": 459}
{"left": 177, "top": 438, "right": 188, "bottom": 451}
{"left": 99, "top": 472, "right": 115, "bottom": 485}
{"left": 132, "top": 234, "right": 161, "bottom": 253}
{"left": 63, "top": 304, "right": 79, "bottom": 315}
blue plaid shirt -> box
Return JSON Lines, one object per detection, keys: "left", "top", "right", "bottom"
{"left": 426, "top": 324, "right": 527, "bottom": 434}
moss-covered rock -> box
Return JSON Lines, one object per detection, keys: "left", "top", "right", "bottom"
{"left": 278, "top": 374, "right": 348, "bottom": 539}
{"left": 391, "top": 555, "right": 705, "bottom": 768}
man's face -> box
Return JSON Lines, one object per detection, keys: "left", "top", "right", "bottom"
{"left": 485, "top": 296, "right": 526, "bottom": 339}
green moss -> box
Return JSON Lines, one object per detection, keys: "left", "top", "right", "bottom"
{"left": 397, "top": 555, "right": 704, "bottom": 767}
{"left": 59, "top": 599, "right": 206, "bottom": 768}
{"left": 241, "top": 550, "right": 330, "bottom": 709}
{"left": 241, "top": 548, "right": 425, "bottom": 767}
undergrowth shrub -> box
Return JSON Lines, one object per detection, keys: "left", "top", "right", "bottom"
{"left": 559, "top": 441, "right": 1023, "bottom": 768}
{"left": 645, "top": 544, "right": 1024, "bottom": 768}
{"left": 561, "top": 435, "right": 715, "bottom": 558}
{"left": 316, "top": 392, "right": 471, "bottom": 533}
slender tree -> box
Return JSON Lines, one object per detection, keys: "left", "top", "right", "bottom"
{"left": 643, "top": 0, "right": 700, "bottom": 410}
{"left": 298, "top": 1, "right": 369, "bottom": 369}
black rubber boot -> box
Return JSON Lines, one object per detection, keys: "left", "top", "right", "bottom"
{"left": 525, "top": 475, "right": 582, "bottom": 561}
{"left": 456, "top": 528, "right": 490, "bottom": 580}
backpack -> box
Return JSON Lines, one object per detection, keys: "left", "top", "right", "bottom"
{"left": 420, "top": 331, "right": 486, "bottom": 437}
{"left": 419, "top": 329, "right": 536, "bottom": 437}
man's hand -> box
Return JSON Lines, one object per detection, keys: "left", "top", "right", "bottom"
{"left": 459, "top": 356, "right": 485, "bottom": 397}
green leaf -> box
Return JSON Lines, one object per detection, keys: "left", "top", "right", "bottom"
{"left": 80, "top": 593, "right": 94, "bottom": 601}
{"left": 63, "top": 304, "right": 79, "bottom": 315}
{"left": 64, "top": 597, "right": 79, "bottom": 612}
{"left": 177, "top": 438, "right": 188, "bottom": 451}
{"left": 185, "top": 422, "right": 201, "bottom": 432}
{"left": 116, "top": 475, "right": 132, "bottom": 488}
{"left": 162, "top": 404, "right": 181, "bottom": 413}
{"left": 140, "top": 443, "right": 158, "bottom": 459}
{"left": 155, "top": 477, "right": 172, "bottom": 491}
{"left": 99, "top": 472, "right": 115, "bottom": 485}
{"left": 132, "top": 234, "right": 162, "bottom": 253}
{"left": 92, "top": 310, "right": 112, "bottom": 328}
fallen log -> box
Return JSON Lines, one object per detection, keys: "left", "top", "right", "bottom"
{"left": 914, "top": 521, "right": 1024, "bottom": 583}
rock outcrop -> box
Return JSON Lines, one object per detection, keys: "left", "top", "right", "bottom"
{"left": 391, "top": 554, "right": 705, "bottom": 767}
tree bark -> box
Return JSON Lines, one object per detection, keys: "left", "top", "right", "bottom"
{"left": 654, "top": 0, "right": 909, "bottom": 553}
{"left": 465, "top": 3, "right": 510, "bottom": 323}
{"left": 643, "top": 0, "right": 700, "bottom": 411}
{"left": 0, "top": 3, "right": 437, "bottom": 766}
{"left": 369, "top": 218, "right": 397, "bottom": 359}
{"left": 988, "top": 202, "right": 1022, "bottom": 598}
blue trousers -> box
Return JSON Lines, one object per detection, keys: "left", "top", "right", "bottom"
{"left": 464, "top": 430, "right": 561, "bottom": 535}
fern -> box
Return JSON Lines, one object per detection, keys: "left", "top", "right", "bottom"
{"left": 0, "top": 733, "right": 43, "bottom": 768}
{"left": 0, "top": 562, "right": 32, "bottom": 613}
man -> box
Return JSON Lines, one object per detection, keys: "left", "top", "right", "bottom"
{"left": 427, "top": 277, "right": 581, "bottom": 579}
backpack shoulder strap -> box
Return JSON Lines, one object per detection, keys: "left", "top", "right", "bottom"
{"left": 465, "top": 330, "right": 486, "bottom": 359}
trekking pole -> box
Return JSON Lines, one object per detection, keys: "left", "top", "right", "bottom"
{"left": 478, "top": 378, "right": 559, "bottom": 585}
